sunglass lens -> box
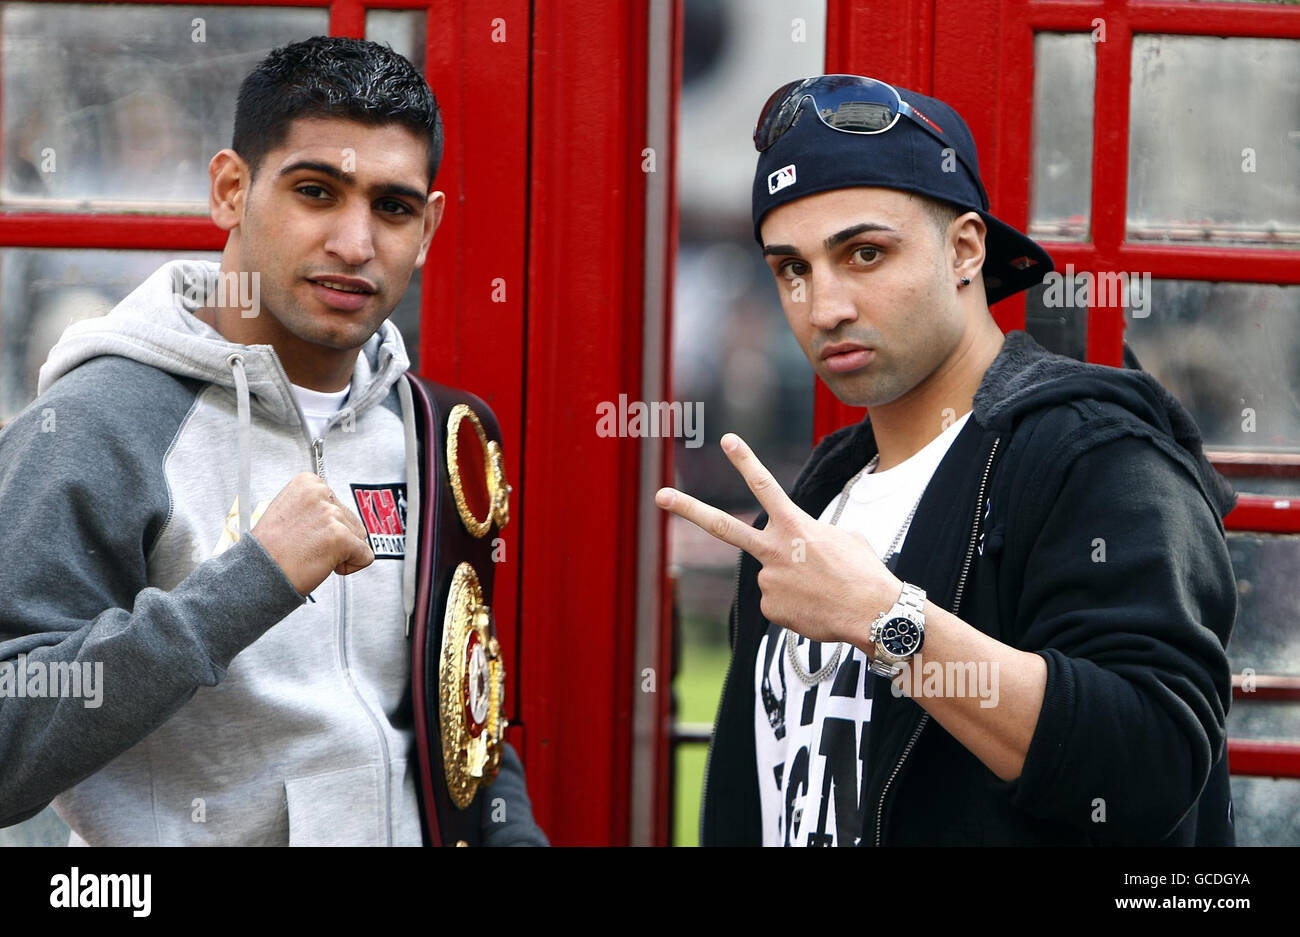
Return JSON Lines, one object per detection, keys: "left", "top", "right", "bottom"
{"left": 753, "top": 78, "right": 808, "bottom": 152}
{"left": 754, "top": 76, "right": 902, "bottom": 151}
{"left": 821, "top": 101, "right": 894, "bottom": 131}
{"left": 811, "top": 77, "right": 900, "bottom": 132}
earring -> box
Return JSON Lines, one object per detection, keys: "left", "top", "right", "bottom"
{"left": 958, "top": 276, "right": 971, "bottom": 287}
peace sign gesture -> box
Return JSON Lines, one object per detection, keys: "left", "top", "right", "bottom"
{"left": 654, "top": 433, "right": 902, "bottom": 646}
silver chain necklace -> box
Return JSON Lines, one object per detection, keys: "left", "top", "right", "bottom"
{"left": 785, "top": 453, "right": 923, "bottom": 686}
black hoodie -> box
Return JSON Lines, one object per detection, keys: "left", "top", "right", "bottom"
{"left": 701, "top": 330, "right": 1239, "bottom": 846}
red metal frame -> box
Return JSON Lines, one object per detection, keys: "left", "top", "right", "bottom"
{"left": 519, "top": 0, "right": 668, "bottom": 845}
{"left": 0, "top": 214, "right": 222, "bottom": 250}
{"left": 1226, "top": 741, "right": 1300, "bottom": 779}
{"left": 825, "top": 0, "right": 1300, "bottom": 782}
{"left": 419, "top": 0, "right": 530, "bottom": 736}
{"left": 652, "top": 0, "right": 684, "bottom": 848}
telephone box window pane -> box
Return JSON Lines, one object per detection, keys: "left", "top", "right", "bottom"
{"left": 1128, "top": 35, "right": 1300, "bottom": 249}
{"left": 1123, "top": 280, "right": 1300, "bottom": 454}
{"left": 1227, "top": 777, "right": 1299, "bottom": 848}
{"left": 0, "top": 250, "right": 422, "bottom": 422}
{"left": 0, "top": 3, "right": 329, "bottom": 213}
{"left": 0, "top": 249, "right": 218, "bottom": 423}
{"left": 1226, "top": 533, "right": 1300, "bottom": 680}
{"left": 366, "top": 9, "right": 426, "bottom": 76}
{"left": 1029, "top": 33, "right": 1095, "bottom": 242}
{"left": 1022, "top": 279, "right": 1087, "bottom": 362}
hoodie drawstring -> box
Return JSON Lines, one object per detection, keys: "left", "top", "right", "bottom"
{"left": 227, "top": 353, "right": 253, "bottom": 537}
{"left": 225, "top": 352, "right": 419, "bottom": 636}
{"left": 396, "top": 375, "right": 420, "bottom": 636}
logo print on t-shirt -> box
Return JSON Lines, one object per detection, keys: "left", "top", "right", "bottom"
{"left": 350, "top": 483, "right": 408, "bottom": 559}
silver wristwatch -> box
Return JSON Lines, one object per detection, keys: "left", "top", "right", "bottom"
{"left": 867, "top": 582, "right": 927, "bottom": 677}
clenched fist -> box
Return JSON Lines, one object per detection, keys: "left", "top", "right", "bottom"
{"left": 249, "top": 472, "right": 376, "bottom": 595}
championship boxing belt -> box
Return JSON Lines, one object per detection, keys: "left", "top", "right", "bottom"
{"left": 404, "top": 372, "right": 511, "bottom": 847}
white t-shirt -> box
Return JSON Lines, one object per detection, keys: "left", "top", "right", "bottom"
{"left": 753, "top": 411, "right": 972, "bottom": 846}
{"left": 290, "top": 381, "right": 352, "bottom": 440}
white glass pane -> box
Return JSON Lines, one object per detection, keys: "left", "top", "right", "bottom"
{"left": 0, "top": 3, "right": 329, "bottom": 213}
{"left": 1223, "top": 531, "right": 1300, "bottom": 846}
{"left": 367, "top": 9, "right": 426, "bottom": 75}
{"left": 1123, "top": 280, "right": 1300, "bottom": 453}
{"left": 1029, "top": 32, "right": 1095, "bottom": 242}
{"left": 1226, "top": 776, "right": 1300, "bottom": 848}
{"left": 1128, "top": 35, "right": 1300, "bottom": 248}
{"left": 0, "top": 249, "right": 217, "bottom": 422}
{"left": 1227, "top": 533, "right": 1300, "bottom": 679}
{"left": 1022, "top": 280, "right": 1087, "bottom": 361}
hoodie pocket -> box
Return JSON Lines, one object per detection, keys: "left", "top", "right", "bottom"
{"left": 284, "top": 764, "right": 384, "bottom": 846}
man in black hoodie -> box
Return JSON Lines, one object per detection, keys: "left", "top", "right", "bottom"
{"left": 655, "top": 76, "right": 1237, "bottom": 846}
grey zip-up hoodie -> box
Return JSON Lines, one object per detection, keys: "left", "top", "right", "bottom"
{"left": 0, "top": 259, "right": 545, "bottom": 845}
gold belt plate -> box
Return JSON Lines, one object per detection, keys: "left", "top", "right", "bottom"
{"left": 439, "top": 562, "right": 507, "bottom": 808}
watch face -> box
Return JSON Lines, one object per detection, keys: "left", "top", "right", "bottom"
{"left": 881, "top": 617, "right": 922, "bottom": 656}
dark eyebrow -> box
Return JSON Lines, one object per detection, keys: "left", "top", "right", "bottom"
{"left": 824, "top": 222, "right": 900, "bottom": 251}
{"left": 762, "top": 222, "right": 902, "bottom": 258}
{"left": 278, "top": 160, "right": 427, "bottom": 205}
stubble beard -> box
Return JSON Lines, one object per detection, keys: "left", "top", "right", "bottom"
{"left": 266, "top": 270, "right": 395, "bottom": 353}
{"left": 824, "top": 355, "right": 916, "bottom": 409}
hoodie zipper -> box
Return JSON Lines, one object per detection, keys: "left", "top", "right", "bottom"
{"left": 872, "top": 435, "right": 1000, "bottom": 846}
{"left": 697, "top": 548, "right": 745, "bottom": 845}
{"left": 314, "top": 433, "right": 396, "bottom": 847}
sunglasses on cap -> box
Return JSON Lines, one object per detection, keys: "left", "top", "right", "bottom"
{"left": 753, "top": 74, "right": 988, "bottom": 207}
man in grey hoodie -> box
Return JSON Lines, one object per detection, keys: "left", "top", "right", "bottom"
{"left": 0, "top": 36, "right": 546, "bottom": 846}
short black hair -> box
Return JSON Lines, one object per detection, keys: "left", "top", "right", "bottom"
{"left": 232, "top": 36, "right": 444, "bottom": 188}
{"left": 915, "top": 192, "right": 964, "bottom": 239}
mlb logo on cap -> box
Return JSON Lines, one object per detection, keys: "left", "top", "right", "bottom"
{"left": 768, "top": 164, "right": 797, "bottom": 195}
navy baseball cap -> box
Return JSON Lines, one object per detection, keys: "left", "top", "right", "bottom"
{"left": 752, "top": 76, "right": 1053, "bottom": 305}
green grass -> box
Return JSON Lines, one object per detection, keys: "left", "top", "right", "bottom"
{"left": 672, "top": 642, "right": 732, "bottom": 846}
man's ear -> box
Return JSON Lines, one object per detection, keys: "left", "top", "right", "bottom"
{"left": 414, "top": 190, "right": 446, "bottom": 269}
{"left": 952, "top": 211, "right": 987, "bottom": 284}
{"left": 209, "top": 149, "right": 251, "bottom": 232}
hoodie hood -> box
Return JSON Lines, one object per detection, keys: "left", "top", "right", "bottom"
{"left": 36, "top": 259, "right": 422, "bottom": 612}
{"left": 38, "top": 259, "right": 411, "bottom": 426}
{"left": 974, "top": 330, "right": 1238, "bottom": 518}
